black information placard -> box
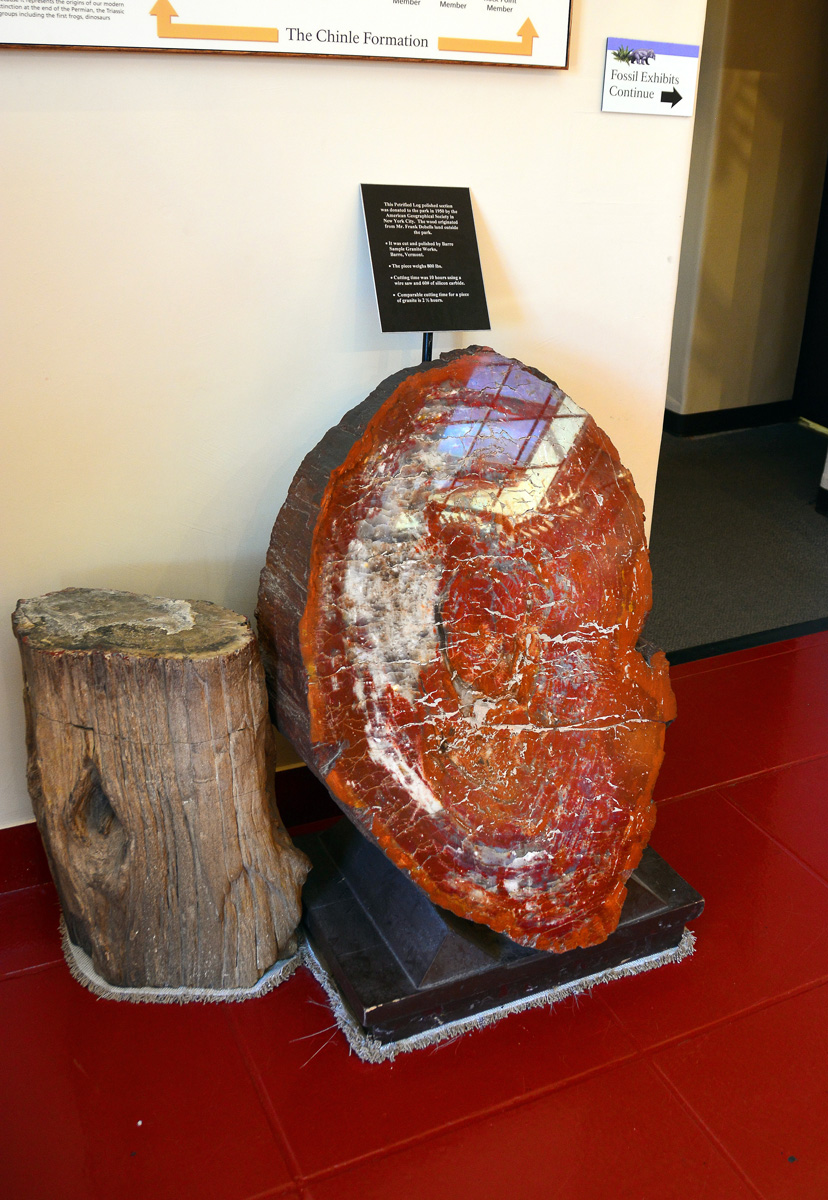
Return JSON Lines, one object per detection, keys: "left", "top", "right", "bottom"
{"left": 361, "top": 184, "right": 490, "bottom": 334}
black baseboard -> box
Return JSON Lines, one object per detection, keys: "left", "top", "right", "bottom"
{"left": 817, "top": 486, "right": 828, "bottom": 516}
{"left": 664, "top": 400, "right": 796, "bottom": 438}
{"left": 666, "top": 616, "right": 828, "bottom": 665}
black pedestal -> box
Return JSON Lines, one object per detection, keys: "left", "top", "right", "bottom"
{"left": 296, "top": 821, "right": 704, "bottom": 1045}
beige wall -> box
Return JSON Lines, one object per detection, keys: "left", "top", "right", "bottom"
{"left": 0, "top": 0, "right": 708, "bottom": 826}
{"left": 668, "top": 0, "right": 828, "bottom": 415}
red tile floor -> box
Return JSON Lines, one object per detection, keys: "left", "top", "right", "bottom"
{"left": 2, "top": 631, "right": 828, "bottom": 1199}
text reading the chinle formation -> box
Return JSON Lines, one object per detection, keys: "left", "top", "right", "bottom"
{"left": 0, "top": 0, "right": 573, "bottom": 68}
{"left": 286, "top": 27, "right": 428, "bottom": 48}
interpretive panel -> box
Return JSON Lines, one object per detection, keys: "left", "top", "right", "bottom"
{"left": 0, "top": 0, "right": 572, "bottom": 68}
{"left": 361, "top": 183, "right": 490, "bottom": 334}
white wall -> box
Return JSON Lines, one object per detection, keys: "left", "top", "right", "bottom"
{"left": 0, "top": 0, "right": 708, "bottom": 827}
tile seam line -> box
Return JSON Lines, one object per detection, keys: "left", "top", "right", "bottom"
{"left": 226, "top": 1009, "right": 307, "bottom": 1188}
{"left": 11, "top": 968, "right": 825, "bottom": 1189}
{"left": 14, "top": 948, "right": 827, "bottom": 1180}
{"left": 656, "top": 749, "right": 828, "bottom": 805}
{"left": 0, "top": 888, "right": 56, "bottom": 902}
{"left": 294, "top": 1046, "right": 643, "bottom": 1185}
{"left": 244, "top": 1185, "right": 306, "bottom": 1200}
{"left": 298, "top": 982, "right": 824, "bottom": 1193}
{"left": 647, "top": 1058, "right": 766, "bottom": 1199}
{"left": 716, "top": 789, "right": 828, "bottom": 889}
{"left": 0, "top": 958, "right": 65, "bottom": 984}
{"left": 0, "top": 880, "right": 56, "bottom": 901}
{"left": 607, "top": 971, "right": 828, "bottom": 1060}
{"left": 244, "top": 1185, "right": 304, "bottom": 1200}
{"left": 657, "top": 782, "right": 736, "bottom": 806}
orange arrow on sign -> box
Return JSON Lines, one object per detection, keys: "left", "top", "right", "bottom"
{"left": 150, "top": 1, "right": 279, "bottom": 43}
{"left": 438, "top": 18, "right": 538, "bottom": 57}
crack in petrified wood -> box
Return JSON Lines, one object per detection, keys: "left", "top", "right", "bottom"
{"left": 258, "top": 348, "right": 675, "bottom": 952}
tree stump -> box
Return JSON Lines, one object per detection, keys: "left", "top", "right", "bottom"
{"left": 258, "top": 347, "right": 675, "bottom": 954}
{"left": 12, "top": 588, "right": 309, "bottom": 991}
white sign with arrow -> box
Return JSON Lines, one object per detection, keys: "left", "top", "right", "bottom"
{"left": 601, "top": 37, "right": 699, "bottom": 117}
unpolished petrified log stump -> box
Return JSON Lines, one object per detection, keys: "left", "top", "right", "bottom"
{"left": 13, "top": 588, "right": 309, "bottom": 990}
{"left": 258, "top": 348, "right": 675, "bottom": 953}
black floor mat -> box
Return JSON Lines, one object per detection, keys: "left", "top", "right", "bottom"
{"left": 644, "top": 422, "right": 828, "bottom": 653}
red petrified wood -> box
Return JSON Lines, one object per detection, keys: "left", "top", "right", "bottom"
{"left": 258, "top": 348, "right": 676, "bottom": 952}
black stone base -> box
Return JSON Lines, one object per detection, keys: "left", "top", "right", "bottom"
{"left": 296, "top": 821, "right": 704, "bottom": 1045}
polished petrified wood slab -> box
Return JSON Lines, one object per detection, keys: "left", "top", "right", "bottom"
{"left": 13, "top": 588, "right": 309, "bottom": 990}
{"left": 258, "top": 348, "right": 675, "bottom": 952}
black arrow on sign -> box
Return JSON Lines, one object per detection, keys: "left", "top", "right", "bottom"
{"left": 661, "top": 88, "right": 682, "bottom": 108}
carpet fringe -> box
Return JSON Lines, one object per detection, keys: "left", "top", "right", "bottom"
{"left": 300, "top": 929, "right": 697, "bottom": 1064}
{"left": 60, "top": 919, "right": 304, "bottom": 1004}
{"left": 60, "top": 916, "right": 696, "bottom": 1057}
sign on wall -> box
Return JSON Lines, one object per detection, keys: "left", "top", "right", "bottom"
{"left": 601, "top": 37, "right": 700, "bottom": 117}
{"left": 0, "top": 0, "right": 572, "bottom": 68}
{"left": 361, "top": 183, "right": 490, "bottom": 333}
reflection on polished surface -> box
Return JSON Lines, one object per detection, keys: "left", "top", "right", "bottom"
{"left": 272, "top": 348, "right": 675, "bottom": 952}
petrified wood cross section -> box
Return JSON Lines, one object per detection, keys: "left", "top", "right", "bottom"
{"left": 258, "top": 348, "right": 675, "bottom": 953}
{"left": 13, "top": 588, "right": 309, "bottom": 990}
